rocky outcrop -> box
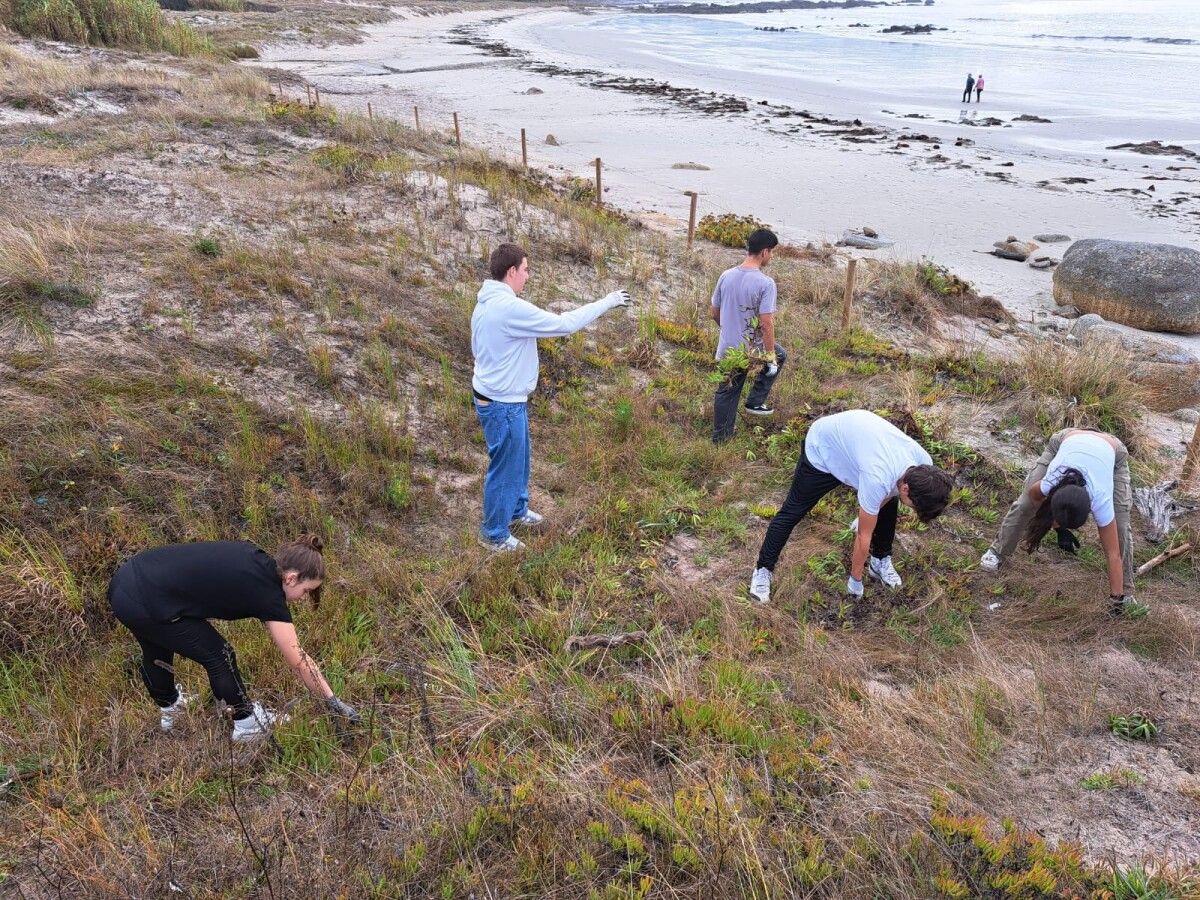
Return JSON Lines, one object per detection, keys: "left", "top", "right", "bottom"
{"left": 1053, "top": 240, "right": 1200, "bottom": 334}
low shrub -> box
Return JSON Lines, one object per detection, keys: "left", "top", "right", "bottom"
{"left": 696, "top": 212, "right": 770, "bottom": 249}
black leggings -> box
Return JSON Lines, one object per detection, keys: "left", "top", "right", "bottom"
{"left": 756, "top": 445, "right": 899, "bottom": 571}
{"left": 108, "top": 573, "right": 253, "bottom": 718}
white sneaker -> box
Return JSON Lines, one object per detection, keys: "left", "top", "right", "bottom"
{"left": 979, "top": 549, "right": 1000, "bottom": 572}
{"left": 868, "top": 555, "right": 902, "bottom": 589}
{"left": 478, "top": 534, "right": 526, "bottom": 553}
{"left": 511, "top": 510, "right": 544, "bottom": 528}
{"left": 749, "top": 567, "right": 772, "bottom": 604}
{"left": 231, "top": 702, "right": 287, "bottom": 743}
{"left": 158, "top": 685, "right": 195, "bottom": 732}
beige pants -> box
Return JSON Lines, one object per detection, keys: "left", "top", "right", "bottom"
{"left": 989, "top": 429, "right": 1135, "bottom": 594}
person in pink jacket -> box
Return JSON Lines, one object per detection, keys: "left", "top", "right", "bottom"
{"left": 975, "top": 74, "right": 985, "bottom": 103}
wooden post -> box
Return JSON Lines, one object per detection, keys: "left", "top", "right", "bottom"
{"left": 305, "top": 84, "right": 312, "bottom": 105}
{"left": 314, "top": 88, "right": 321, "bottom": 107}
{"left": 840, "top": 259, "right": 858, "bottom": 331}
{"left": 1182, "top": 420, "right": 1200, "bottom": 488}
{"left": 521, "top": 128, "right": 528, "bottom": 168}
{"left": 453, "top": 112, "right": 462, "bottom": 148}
{"left": 685, "top": 191, "right": 698, "bottom": 249}
{"left": 414, "top": 105, "right": 420, "bottom": 132}
{"left": 594, "top": 157, "right": 602, "bottom": 208}
{"left": 367, "top": 102, "right": 373, "bottom": 120}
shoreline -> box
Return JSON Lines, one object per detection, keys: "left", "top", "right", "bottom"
{"left": 255, "top": 4, "right": 1200, "bottom": 356}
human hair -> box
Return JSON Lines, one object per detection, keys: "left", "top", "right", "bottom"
{"left": 275, "top": 534, "right": 326, "bottom": 603}
{"left": 1022, "top": 469, "right": 1089, "bottom": 553}
{"left": 902, "top": 465, "right": 954, "bottom": 522}
{"left": 489, "top": 243, "right": 527, "bottom": 282}
{"left": 746, "top": 229, "right": 779, "bottom": 256}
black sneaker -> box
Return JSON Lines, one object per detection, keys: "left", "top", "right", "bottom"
{"left": 744, "top": 404, "right": 774, "bottom": 417}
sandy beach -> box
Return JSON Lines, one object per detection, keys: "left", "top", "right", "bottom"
{"left": 257, "top": 2, "right": 1200, "bottom": 353}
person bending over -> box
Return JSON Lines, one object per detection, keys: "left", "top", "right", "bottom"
{"left": 472, "top": 242, "right": 631, "bottom": 551}
{"left": 711, "top": 228, "right": 786, "bottom": 443}
{"left": 108, "top": 536, "right": 359, "bottom": 742}
{"left": 980, "top": 428, "right": 1137, "bottom": 615}
{"left": 749, "top": 409, "right": 954, "bottom": 603}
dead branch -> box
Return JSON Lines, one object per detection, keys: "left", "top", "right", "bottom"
{"left": 1136, "top": 542, "right": 1193, "bottom": 577}
{"left": 564, "top": 630, "right": 649, "bottom": 653}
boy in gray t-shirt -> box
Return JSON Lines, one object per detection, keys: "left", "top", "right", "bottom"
{"left": 711, "top": 228, "right": 787, "bottom": 443}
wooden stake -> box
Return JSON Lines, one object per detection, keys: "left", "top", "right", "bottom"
{"left": 520, "top": 128, "right": 528, "bottom": 168}
{"left": 305, "top": 84, "right": 312, "bottom": 105}
{"left": 1183, "top": 420, "right": 1200, "bottom": 487}
{"left": 367, "top": 102, "right": 373, "bottom": 120}
{"left": 314, "top": 88, "right": 321, "bottom": 107}
{"left": 1136, "top": 542, "right": 1193, "bottom": 576}
{"left": 453, "top": 112, "right": 462, "bottom": 148}
{"left": 840, "top": 258, "right": 858, "bottom": 331}
{"left": 594, "top": 157, "right": 602, "bottom": 208}
{"left": 685, "top": 191, "right": 698, "bottom": 249}
{"left": 414, "top": 105, "right": 420, "bottom": 132}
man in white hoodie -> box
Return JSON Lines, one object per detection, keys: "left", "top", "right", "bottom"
{"left": 471, "top": 243, "right": 631, "bottom": 551}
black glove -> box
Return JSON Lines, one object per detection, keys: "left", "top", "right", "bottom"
{"left": 1056, "top": 528, "right": 1080, "bottom": 555}
{"left": 325, "top": 695, "right": 361, "bottom": 725}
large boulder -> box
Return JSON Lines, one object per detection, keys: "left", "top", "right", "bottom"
{"left": 1053, "top": 239, "right": 1200, "bottom": 334}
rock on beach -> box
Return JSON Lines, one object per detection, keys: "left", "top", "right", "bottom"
{"left": 1054, "top": 240, "right": 1200, "bottom": 334}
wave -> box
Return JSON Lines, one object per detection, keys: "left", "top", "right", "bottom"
{"left": 1030, "top": 33, "right": 1197, "bottom": 46}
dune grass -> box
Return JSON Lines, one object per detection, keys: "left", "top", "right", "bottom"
{"left": 0, "top": 40, "right": 1197, "bottom": 898}
{"left": 4, "top": 0, "right": 214, "bottom": 55}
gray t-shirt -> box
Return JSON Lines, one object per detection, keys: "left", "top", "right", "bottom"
{"left": 711, "top": 265, "right": 777, "bottom": 360}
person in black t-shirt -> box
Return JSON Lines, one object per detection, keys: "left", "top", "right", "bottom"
{"left": 107, "top": 535, "right": 359, "bottom": 742}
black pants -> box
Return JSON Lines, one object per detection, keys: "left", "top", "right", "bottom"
{"left": 713, "top": 344, "right": 788, "bottom": 444}
{"left": 108, "top": 567, "right": 253, "bottom": 718}
{"left": 755, "top": 445, "right": 899, "bottom": 571}
{"left": 962, "top": 89, "right": 973, "bottom": 103}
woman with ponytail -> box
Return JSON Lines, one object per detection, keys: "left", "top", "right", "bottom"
{"left": 108, "top": 535, "right": 360, "bottom": 742}
{"left": 979, "top": 429, "right": 1137, "bottom": 615}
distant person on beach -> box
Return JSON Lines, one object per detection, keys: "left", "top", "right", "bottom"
{"left": 711, "top": 228, "right": 785, "bottom": 444}
{"left": 975, "top": 73, "right": 985, "bottom": 102}
{"left": 979, "top": 428, "right": 1137, "bottom": 615}
{"left": 748, "top": 410, "right": 954, "bottom": 604}
{"left": 962, "top": 73, "right": 975, "bottom": 103}
{"left": 107, "top": 536, "right": 360, "bottom": 743}
{"left": 472, "top": 242, "right": 631, "bottom": 552}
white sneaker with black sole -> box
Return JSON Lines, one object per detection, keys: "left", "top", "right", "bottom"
{"left": 231, "top": 702, "right": 288, "bottom": 743}
{"left": 749, "top": 567, "right": 772, "bottom": 603}
{"left": 867, "top": 555, "right": 902, "bottom": 589}
{"left": 158, "top": 685, "right": 196, "bottom": 733}
{"left": 979, "top": 549, "right": 1000, "bottom": 572}
{"left": 744, "top": 404, "right": 774, "bottom": 417}
{"left": 479, "top": 534, "right": 526, "bottom": 553}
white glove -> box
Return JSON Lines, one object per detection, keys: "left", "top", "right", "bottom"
{"left": 605, "top": 290, "right": 632, "bottom": 307}
{"left": 847, "top": 576, "right": 864, "bottom": 598}
{"left": 765, "top": 362, "right": 779, "bottom": 377}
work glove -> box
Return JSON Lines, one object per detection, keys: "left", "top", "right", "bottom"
{"left": 846, "top": 576, "right": 864, "bottom": 598}
{"left": 764, "top": 352, "right": 779, "bottom": 377}
{"left": 1055, "top": 527, "right": 1081, "bottom": 555}
{"left": 325, "top": 695, "right": 361, "bottom": 725}
{"left": 605, "top": 290, "right": 632, "bottom": 307}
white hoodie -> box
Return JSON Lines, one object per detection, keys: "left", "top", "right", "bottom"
{"left": 471, "top": 280, "right": 623, "bottom": 403}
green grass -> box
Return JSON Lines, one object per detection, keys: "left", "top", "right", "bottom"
{"left": 6, "top": 0, "right": 214, "bottom": 54}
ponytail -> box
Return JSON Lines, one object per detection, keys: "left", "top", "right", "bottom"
{"left": 1022, "top": 468, "right": 1089, "bottom": 553}
{"left": 275, "top": 534, "right": 326, "bottom": 603}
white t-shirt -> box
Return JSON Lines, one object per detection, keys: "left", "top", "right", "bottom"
{"left": 804, "top": 410, "right": 933, "bottom": 515}
{"left": 1039, "top": 433, "right": 1116, "bottom": 527}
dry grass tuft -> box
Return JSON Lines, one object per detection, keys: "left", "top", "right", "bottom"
{"left": 865, "top": 259, "right": 1014, "bottom": 328}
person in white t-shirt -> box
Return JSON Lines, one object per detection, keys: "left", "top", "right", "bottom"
{"left": 749, "top": 410, "right": 955, "bottom": 604}
{"left": 979, "top": 428, "right": 1137, "bottom": 615}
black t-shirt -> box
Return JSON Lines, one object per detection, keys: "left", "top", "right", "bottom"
{"left": 127, "top": 541, "right": 293, "bottom": 624}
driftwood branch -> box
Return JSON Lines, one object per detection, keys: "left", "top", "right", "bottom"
{"left": 1136, "top": 542, "right": 1193, "bottom": 576}
{"left": 564, "top": 630, "right": 649, "bottom": 653}
{"left": 1133, "top": 480, "right": 1194, "bottom": 543}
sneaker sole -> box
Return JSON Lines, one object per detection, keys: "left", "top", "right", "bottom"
{"left": 743, "top": 408, "right": 774, "bottom": 417}
{"left": 867, "top": 571, "right": 902, "bottom": 590}
{"left": 478, "top": 538, "right": 525, "bottom": 552}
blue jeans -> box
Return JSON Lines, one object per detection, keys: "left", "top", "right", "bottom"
{"left": 475, "top": 399, "right": 530, "bottom": 543}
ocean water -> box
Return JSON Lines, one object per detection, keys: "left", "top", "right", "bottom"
{"left": 513, "top": 0, "right": 1200, "bottom": 150}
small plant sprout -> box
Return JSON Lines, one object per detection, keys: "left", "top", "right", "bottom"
{"left": 1109, "top": 714, "right": 1159, "bottom": 741}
